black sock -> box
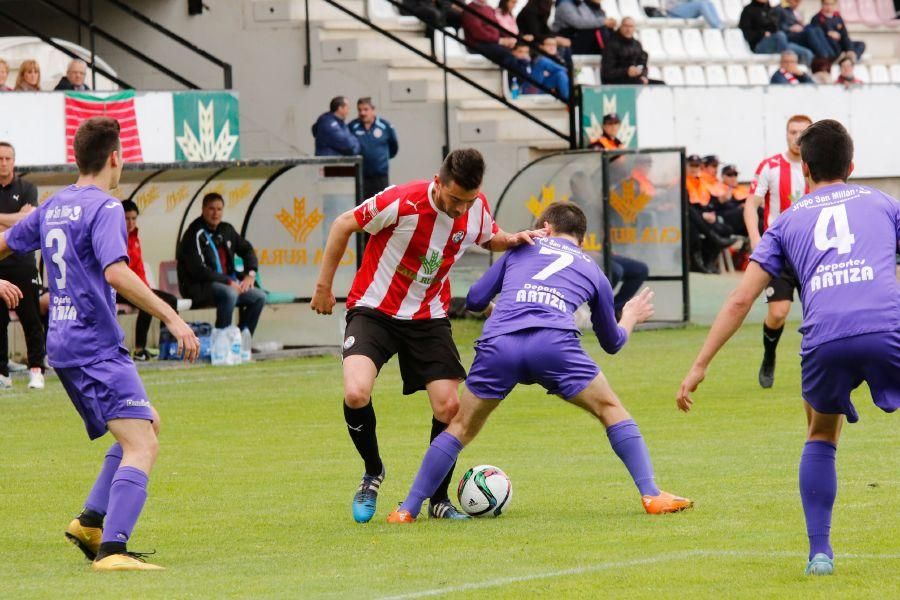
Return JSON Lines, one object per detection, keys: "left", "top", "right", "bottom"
{"left": 763, "top": 324, "right": 784, "bottom": 360}
{"left": 344, "top": 401, "right": 383, "bottom": 477}
{"left": 429, "top": 417, "right": 455, "bottom": 504}
{"left": 97, "top": 541, "right": 126, "bottom": 559}
{"left": 78, "top": 508, "right": 104, "bottom": 529}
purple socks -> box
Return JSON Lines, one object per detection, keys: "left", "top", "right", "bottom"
{"left": 800, "top": 440, "right": 837, "bottom": 560}
{"left": 102, "top": 466, "right": 149, "bottom": 545}
{"left": 400, "top": 432, "right": 464, "bottom": 517}
{"left": 84, "top": 443, "right": 123, "bottom": 515}
{"left": 606, "top": 419, "right": 660, "bottom": 497}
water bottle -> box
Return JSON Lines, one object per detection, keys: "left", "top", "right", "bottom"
{"left": 510, "top": 77, "right": 520, "bottom": 100}
{"left": 241, "top": 328, "right": 252, "bottom": 363}
{"left": 226, "top": 326, "right": 242, "bottom": 365}
{"left": 211, "top": 328, "right": 229, "bottom": 366}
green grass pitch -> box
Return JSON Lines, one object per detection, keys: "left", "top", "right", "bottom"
{"left": 1, "top": 320, "right": 897, "bottom": 599}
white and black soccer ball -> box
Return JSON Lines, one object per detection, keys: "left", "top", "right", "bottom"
{"left": 457, "top": 464, "right": 512, "bottom": 517}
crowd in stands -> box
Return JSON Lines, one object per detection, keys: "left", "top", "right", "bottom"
{"left": 0, "top": 57, "right": 92, "bottom": 91}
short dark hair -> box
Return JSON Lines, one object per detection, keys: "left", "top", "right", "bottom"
{"left": 438, "top": 148, "right": 485, "bottom": 191}
{"left": 73, "top": 117, "right": 120, "bottom": 175}
{"left": 202, "top": 192, "right": 225, "bottom": 207}
{"left": 357, "top": 97, "right": 374, "bottom": 108}
{"left": 330, "top": 96, "right": 348, "bottom": 112}
{"left": 539, "top": 202, "right": 587, "bottom": 244}
{"left": 0, "top": 141, "right": 14, "bottom": 156}
{"left": 798, "top": 119, "right": 854, "bottom": 183}
{"left": 121, "top": 199, "right": 139, "bottom": 214}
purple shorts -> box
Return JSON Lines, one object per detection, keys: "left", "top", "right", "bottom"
{"left": 466, "top": 328, "right": 600, "bottom": 400}
{"left": 56, "top": 349, "right": 154, "bottom": 440}
{"left": 801, "top": 330, "right": 900, "bottom": 424}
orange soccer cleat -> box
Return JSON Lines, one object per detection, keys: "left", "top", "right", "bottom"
{"left": 386, "top": 509, "right": 416, "bottom": 524}
{"left": 642, "top": 491, "right": 694, "bottom": 514}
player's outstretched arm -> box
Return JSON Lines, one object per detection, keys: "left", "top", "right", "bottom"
{"left": 743, "top": 195, "right": 763, "bottom": 249}
{"left": 105, "top": 262, "right": 200, "bottom": 362}
{"left": 0, "top": 279, "right": 22, "bottom": 309}
{"left": 311, "top": 210, "right": 362, "bottom": 315}
{"left": 618, "top": 287, "right": 654, "bottom": 337}
{"left": 676, "top": 263, "right": 772, "bottom": 412}
{"left": 466, "top": 252, "right": 509, "bottom": 314}
{"left": 484, "top": 227, "right": 549, "bottom": 252}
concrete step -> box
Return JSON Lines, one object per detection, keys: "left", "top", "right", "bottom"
{"left": 318, "top": 19, "right": 426, "bottom": 39}
{"left": 320, "top": 35, "right": 432, "bottom": 62}
{"left": 389, "top": 77, "right": 500, "bottom": 102}
{"left": 252, "top": 0, "right": 365, "bottom": 22}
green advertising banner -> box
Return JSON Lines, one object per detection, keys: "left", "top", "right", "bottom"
{"left": 581, "top": 86, "right": 638, "bottom": 149}
{"left": 173, "top": 91, "right": 240, "bottom": 161}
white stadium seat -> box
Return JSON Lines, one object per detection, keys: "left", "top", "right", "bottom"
{"left": 435, "top": 28, "right": 465, "bottom": 61}
{"left": 854, "top": 64, "right": 870, "bottom": 83}
{"left": 705, "top": 65, "right": 728, "bottom": 85}
{"left": 663, "top": 65, "right": 685, "bottom": 85}
{"left": 682, "top": 29, "right": 707, "bottom": 61}
{"left": 636, "top": 29, "right": 667, "bottom": 61}
{"left": 726, "top": 64, "right": 749, "bottom": 85}
{"left": 722, "top": 0, "right": 745, "bottom": 27}
{"left": 702, "top": 29, "right": 730, "bottom": 61}
{"left": 647, "top": 65, "right": 663, "bottom": 81}
{"left": 618, "top": 0, "right": 647, "bottom": 24}
{"left": 724, "top": 28, "right": 754, "bottom": 60}
{"left": 604, "top": 0, "right": 623, "bottom": 23}
{"left": 684, "top": 65, "right": 706, "bottom": 85}
{"left": 661, "top": 28, "right": 687, "bottom": 61}
{"left": 869, "top": 64, "right": 890, "bottom": 83}
{"left": 747, "top": 64, "right": 770, "bottom": 85}
{"left": 890, "top": 64, "right": 900, "bottom": 83}
{"left": 709, "top": 0, "right": 727, "bottom": 25}
{"left": 367, "top": 0, "right": 420, "bottom": 25}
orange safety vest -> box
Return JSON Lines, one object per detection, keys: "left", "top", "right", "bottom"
{"left": 593, "top": 135, "right": 622, "bottom": 150}
{"left": 686, "top": 175, "right": 710, "bottom": 206}
{"left": 700, "top": 171, "right": 727, "bottom": 199}
{"left": 631, "top": 170, "right": 656, "bottom": 196}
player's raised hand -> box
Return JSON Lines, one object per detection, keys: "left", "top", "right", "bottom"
{"left": 622, "top": 287, "right": 654, "bottom": 324}
{"left": 676, "top": 365, "right": 706, "bottom": 412}
{"left": 167, "top": 318, "right": 200, "bottom": 363}
{"left": 509, "top": 227, "right": 549, "bottom": 246}
{"left": 0, "top": 279, "right": 23, "bottom": 309}
{"left": 311, "top": 284, "right": 336, "bottom": 315}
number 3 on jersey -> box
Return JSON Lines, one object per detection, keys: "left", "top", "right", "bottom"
{"left": 45, "top": 228, "right": 67, "bottom": 289}
{"left": 532, "top": 246, "right": 574, "bottom": 281}
{"left": 814, "top": 204, "right": 855, "bottom": 255}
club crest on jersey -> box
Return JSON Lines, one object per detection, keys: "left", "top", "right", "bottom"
{"left": 451, "top": 230, "right": 465, "bottom": 244}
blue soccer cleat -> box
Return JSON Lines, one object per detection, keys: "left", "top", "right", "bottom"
{"left": 352, "top": 469, "right": 385, "bottom": 523}
{"left": 428, "top": 499, "right": 470, "bottom": 520}
{"left": 805, "top": 553, "right": 834, "bottom": 576}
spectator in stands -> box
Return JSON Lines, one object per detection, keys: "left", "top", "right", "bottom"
{"left": 312, "top": 96, "right": 361, "bottom": 157}
{"left": 398, "top": 1, "right": 463, "bottom": 35}
{"left": 810, "top": 56, "right": 834, "bottom": 83}
{"left": 509, "top": 42, "right": 535, "bottom": 93}
{"left": 462, "top": 0, "right": 524, "bottom": 74}
{"left": 714, "top": 164, "right": 749, "bottom": 236}
{"left": 775, "top": 0, "right": 832, "bottom": 62}
{"left": 665, "top": 0, "right": 724, "bottom": 29}
{"left": 177, "top": 192, "right": 267, "bottom": 335}
{"left": 835, "top": 55, "right": 863, "bottom": 87}
{"left": 54, "top": 59, "right": 91, "bottom": 91}
{"left": 0, "top": 59, "right": 11, "bottom": 91}
{"left": 495, "top": 0, "right": 525, "bottom": 38}
{"left": 348, "top": 97, "right": 399, "bottom": 200}
{"left": 686, "top": 154, "right": 738, "bottom": 272}
{"left": 770, "top": 50, "right": 814, "bottom": 84}
{"left": 0, "top": 141, "right": 45, "bottom": 389}
{"left": 119, "top": 200, "right": 179, "bottom": 362}
{"left": 700, "top": 155, "right": 727, "bottom": 198}
{"left": 739, "top": 0, "right": 811, "bottom": 63}
{"left": 531, "top": 36, "right": 571, "bottom": 99}
{"left": 810, "top": 0, "right": 865, "bottom": 61}
{"left": 552, "top": 0, "right": 617, "bottom": 55}
{"left": 518, "top": 0, "right": 571, "bottom": 49}
{"left": 590, "top": 113, "right": 623, "bottom": 150}
{"left": 601, "top": 18, "right": 663, "bottom": 85}
{"left": 14, "top": 59, "right": 41, "bottom": 91}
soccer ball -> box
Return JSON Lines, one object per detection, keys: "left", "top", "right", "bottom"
{"left": 457, "top": 465, "right": 512, "bottom": 517}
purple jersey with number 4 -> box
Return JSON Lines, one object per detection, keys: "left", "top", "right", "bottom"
{"left": 467, "top": 237, "right": 627, "bottom": 353}
{"left": 5, "top": 185, "right": 129, "bottom": 368}
{"left": 751, "top": 183, "right": 900, "bottom": 352}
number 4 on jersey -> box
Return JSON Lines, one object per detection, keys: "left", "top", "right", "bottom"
{"left": 814, "top": 204, "right": 856, "bottom": 255}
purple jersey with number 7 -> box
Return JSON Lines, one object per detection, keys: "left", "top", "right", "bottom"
{"left": 751, "top": 183, "right": 900, "bottom": 352}
{"left": 5, "top": 185, "right": 129, "bottom": 368}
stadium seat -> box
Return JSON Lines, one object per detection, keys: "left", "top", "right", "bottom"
{"left": 575, "top": 65, "right": 598, "bottom": 86}
{"left": 618, "top": 0, "right": 648, "bottom": 24}
{"left": 869, "top": 64, "right": 890, "bottom": 83}
{"left": 682, "top": 29, "right": 707, "bottom": 61}
{"left": 604, "top": 0, "right": 624, "bottom": 23}
{"left": 663, "top": 65, "right": 685, "bottom": 84}
{"left": 722, "top": 0, "right": 744, "bottom": 26}
{"left": 875, "top": 0, "right": 900, "bottom": 24}
{"left": 854, "top": 64, "right": 871, "bottom": 82}
{"left": 857, "top": 0, "right": 884, "bottom": 26}
{"left": 647, "top": 65, "right": 663, "bottom": 81}
{"left": 661, "top": 28, "right": 688, "bottom": 61}
{"left": 726, "top": 64, "right": 749, "bottom": 84}
{"left": 709, "top": 0, "right": 727, "bottom": 25}
{"left": 890, "top": 64, "right": 900, "bottom": 83}
{"left": 684, "top": 65, "right": 706, "bottom": 85}
{"left": 839, "top": 0, "right": 862, "bottom": 22}
{"left": 724, "top": 28, "right": 754, "bottom": 61}
{"left": 747, "top": 64, "right": 770, "bottom": 85}
{"left": 703, "top": 29, "right": 730, "bottom": 61}
{"left": 636, "top": 29, "right": 667, "bottom": 61}
{"left": 705, "top": 64, "right": 728, "bottom": 85}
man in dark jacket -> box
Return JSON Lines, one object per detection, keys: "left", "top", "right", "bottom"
{"left": 177, "top": 192, "right": 266, "bottom": 334}
{"left": 600, "top": 18, "right": 662, "bottom": 85}
{"left": 809, "top": 0, "right": 865, "bottom": 60}
{"left": 770, "top": 50, "right": 814, "bottom": 84}
{"left": 775, "top": 0, "right": 831, "bottom": 60}
{"left": 54, "top": 59, "right": 91, "bottom": 91}
{"left": 348, "top": 98, "right": 399, "bottom": 200}
{"left": 312, "top": 96, "right": 361, "bottom": 157}
{"left": 740, "top": 0, "right": 791, "bottom": 55}
{"left": 461, "top": 0, "right": 521, "bottom": 72}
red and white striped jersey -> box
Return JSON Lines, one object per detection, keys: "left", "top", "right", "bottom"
{"left": 748, "top": 153, "right": 808, "bottom": 230}
{"left": 348, "top": 180, "right": 498, "bottom": 320}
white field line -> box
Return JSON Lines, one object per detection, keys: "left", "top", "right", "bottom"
{"left": 378, "top": 549, "right": 900, "bottom": 600}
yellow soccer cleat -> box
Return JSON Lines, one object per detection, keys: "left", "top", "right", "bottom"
{"left": 65, "top": 518, "right": 102, "bottom": 560}
{"left": 642, "top": 491, "right": 694, "bottom": 514}
{"left": 92, "top": 552, "right": 165, "bottom": 572}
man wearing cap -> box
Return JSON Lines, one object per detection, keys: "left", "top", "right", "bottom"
{"left": 591, "top": 114, "right": 624, "bottom": 151}
{"left": 714, "top": 164, "right": 749, "bottom": 236}
{"left": 700, "top": 155, "right": 727, "bottom": 199}
{"left": 686, "top": 154, "right": 738, "bottom": 273}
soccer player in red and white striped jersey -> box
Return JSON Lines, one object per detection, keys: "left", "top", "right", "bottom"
{"left": 743, "top": 114, "right": 812, "bottom": 389}
{"left": 311, "top": 149, "right": 546, "bottom": 523}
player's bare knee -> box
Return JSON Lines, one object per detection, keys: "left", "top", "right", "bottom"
{"left": 433, "top": 397, "right": 459, "bottom": 423}
{"left": 768, "top": 305, "right": 790, "bottom": 325}
{"left": 343, "top": 387, "right": 371, "bottom": 408}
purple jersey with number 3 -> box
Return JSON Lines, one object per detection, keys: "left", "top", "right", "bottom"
{"left": 751, "top": 183, "right": 900, "bottom": 352}
{"left": 467, "top": 237, "right": 627, "bottom": 353}
{"left": 5, "top": 185, "right": 129, "bottom": 368}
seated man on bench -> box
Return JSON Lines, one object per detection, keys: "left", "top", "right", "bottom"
{"left": 176, "top": 192, "right": 266, "bottom": 335}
